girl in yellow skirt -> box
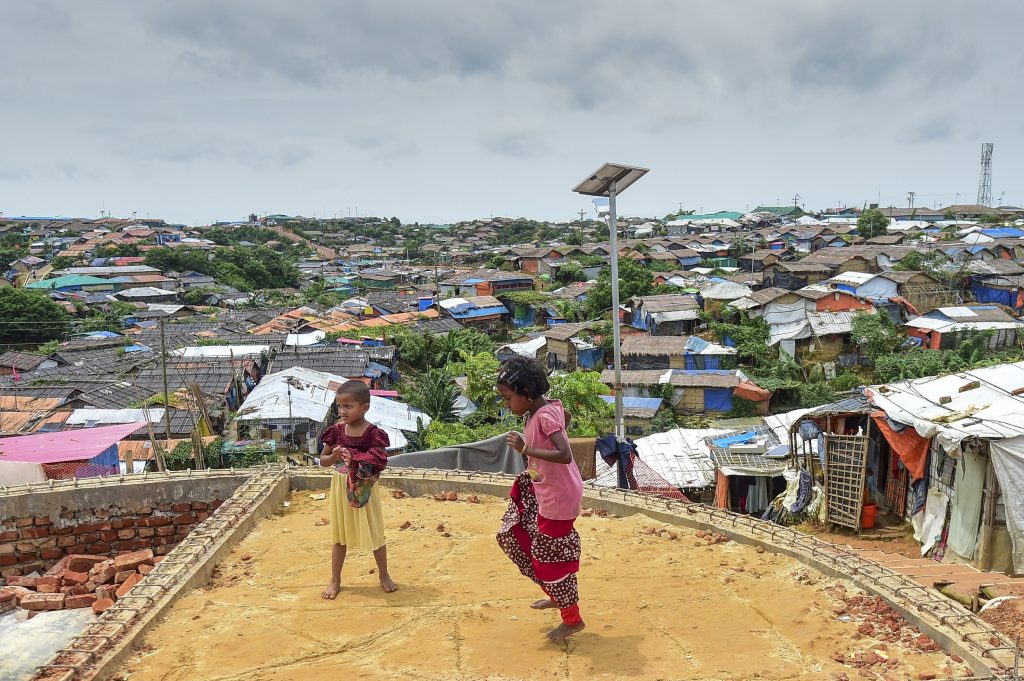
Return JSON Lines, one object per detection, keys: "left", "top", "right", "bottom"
{"left": 318, "top": 380, "right": 397, "bottom": 598}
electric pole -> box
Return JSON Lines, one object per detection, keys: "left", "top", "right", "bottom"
{"left": 158, "top": 317, "right": 173, "bottom": 445}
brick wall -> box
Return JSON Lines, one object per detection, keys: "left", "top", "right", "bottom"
{"left": 0, "top": 498, "right": 225, "bottom": 579}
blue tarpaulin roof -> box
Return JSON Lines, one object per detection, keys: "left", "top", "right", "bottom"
{"left": 599, "top": 396, "right": 663, "bottom": 409}
{"left": 449, "top": 306, "right": 507, "bottom": 319}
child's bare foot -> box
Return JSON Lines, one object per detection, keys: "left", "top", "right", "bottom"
{"left": 547, "top": 621, "right": 585, "bottom": 641}
{"left": 531, "top": 598, "right": 557, "bottom": 610}
{"left": 321, "top": 580, "right": 341, "bottom": 599}
{"left": 379, "top": 573, "right": 398, "bottom": 593}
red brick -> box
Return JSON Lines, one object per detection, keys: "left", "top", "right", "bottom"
{"left": 109, "top": 519, "right": 126, "bottom": 530}
{"left": 67, "top": 555, "right": 106, "bottom": 572}
{"left": 0, "top": 530, "right": 18, "bottom": 542}
{"left": 36, "top": 576, "right": 61, "bottom": 593}
{"left": 1, "top": 585, "right": 32, "bottom": 604}
{"left": 21, "top": 592, "right": 65, "bottom": 611}
{"left": 77, "top": 533, "right": 98, "bottom": 544}
{"left": 114, "top": 570, "right": 134, "bottom": 584}
{"left": 95, "top": 585, "right": 117, "bottom": 601}
{"left": 157, "top": 504, "right": 172, "bottom": 512}
{"left": 155, "top": 526, "right": 175, "bottom": 537}
{"left": 117, "top": 529, "right": 136, "bottom": 540}
{"left": 6, "top": 575, "right": 38, "bottom": 588}
{"left": 0, "top": 591, "right": 14, "bottom": 614}
{"left": 34, "top": 516, "right": 52, "bottom": 526}
{"left": 15, "top": 517, "right": 34, "bottom": 527}
{"left": 196, "top": 512, "right": 209, "bottom": 523}
{"left": 172, "top": 514, "right": 195, "bottom": 526}
{"left": 40, "top": 548, "right": 64, "bottom": 560}
{"left": 94, "top": 508, "right": 110, "bottom": 518}
{"left": 154, "top": 537, "right": 175, "bottom": 546}
{"left": 153, "top": 555, "right": 166, "bottom": 564}
{"left": 191, "top": 501, "right": 209, "bottom": 511}
{"left": 59, "top": 510, "right": 75, "bottom": 520}
{"left": 62, "top": 570, "right": 89, "bottom": 586}
{"left": 17, "top": 551, "right": 39, "bottom": 562}
{"left": 72, "top": 522, "right": 101, "bottom": 535}
{"left": 155, "top": 546, "right": 172, "bottom": 555}
{"left": 0, "top": 556, "right": 17, "bottom": 567}
{"left": 113, "top": 544, "right": 152, "bottom": 569}
{"left": 138, "top": 563, "right": 154, "bottom": 575}
{"left": 67, "top": 583, "right": 91, "bottom": 596}
{"left": 138, "top": 528, "right": 155, "bottom": 538}
{"left": 1, "top": 566, "right": 23, "bottom": 577}
{"left": 20, "top": 527, "right": 49, "bottom": 539}
{"left": 92, "top": 597, "right": 115, "bottom": 614}
{"left": 86, "top": 543, "right": 112, "bottom": 554}
{"left": 114, "top": 540, "right": 151, "bottom": 551}
{"left": 64, "top": 544, "right": 88, "bottom": 555}
{"left": 99, "top": 530, "right": 119, "bottom": 542}
{"left": 138, "top": 516, "right": 172, "bottom": 528}
{"left": 66, "top": 593, "right": 97, "bottom": 609}
{"left": 137, "top": 506, "right": 153, "bottom": 515}
{"left": 57, "top": 535, "right": 79, "bottom": 548}
{"left": 171, "top": 503, "right": 192, "bottom": 513}
{"left": 50, "top": 526, "right": 73, "bottom": 536}
{"left": 90, "top": 564, "right": 116, "bottom": 584}
{"left": 115, "top": 572, "right": 143, "bottom": 598}
{"left": 211, "top": 499, "right": 224, "bottom": 509}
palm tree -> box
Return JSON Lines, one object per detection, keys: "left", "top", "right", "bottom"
{"left": 401, "top": 369, "right": 459, "bottom": 422}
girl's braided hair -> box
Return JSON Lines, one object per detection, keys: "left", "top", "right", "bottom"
{"left": 497, "top": 355, "right": 550, "bottom": 400}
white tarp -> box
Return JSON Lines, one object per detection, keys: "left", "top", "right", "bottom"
{"left": 236, "top": 367, "right": 338, "bottom": 422}
{"left": 650, "top": 309, "right": 699, "bottom": 323}
{"left": 172, "top": 345, "right": 270, "bottom": 359}
{"left": 285, "top": 330, "right": 326, "bottom": 346}
{"left": 67, "top": 408, "right": 165, "bottom": 425}
{"left": 913, "top": 487, "right": 949, "bottom": 555}
{"left": 366, "top": 396, "right": 432, "bottom": 450}
{"left": 0, "top": 460, "right": 46, "bottom": 486}
{"left": 866, "top": 362, "right": 1024, "bottom": 452}
{"left": 498, "top": 336, "right": 546, "bottom": 359}
{"left": 989, "top": 436, "right": 1024, "bottom": 573}
{"left": 702, "top": 281, "right": 753, "bottom": 301}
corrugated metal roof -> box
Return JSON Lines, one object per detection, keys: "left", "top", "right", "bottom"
{"left": 807, "top": 310, "right": 862, "bottom": 336}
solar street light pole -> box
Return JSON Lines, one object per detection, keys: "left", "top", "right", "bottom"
{"left": 572, "top": 162, "right": 649, "bottom": 440}
{"left": 607, "top": 182, "right": 625, "bottom": 438}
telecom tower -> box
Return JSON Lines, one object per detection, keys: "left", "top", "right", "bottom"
{"left": 977, "top": 142, "right": 994, "bottom": 206}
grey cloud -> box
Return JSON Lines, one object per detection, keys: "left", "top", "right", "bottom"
{"left": 480, "top": 128, "right": 550, "bottom": 159}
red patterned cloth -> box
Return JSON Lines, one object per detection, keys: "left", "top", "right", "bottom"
{"left": 496, "top": 471, "right": 582, "bottom": 625}
{"left": 320, "top": 423, "right": 390, "bottom": 508}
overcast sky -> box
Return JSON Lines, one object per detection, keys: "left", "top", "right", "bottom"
{"left": 2, "top": 2, "right": 1022, "bottom": 225}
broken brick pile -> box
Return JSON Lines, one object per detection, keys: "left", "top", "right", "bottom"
{"left": 0, "top": 548, "right": 161, "bottom": 616}
{"left": 0, "top": 499, "right": 224, "bottom": 579}
{"left": 826, "top": 586, "right": 974, "bottom": 680}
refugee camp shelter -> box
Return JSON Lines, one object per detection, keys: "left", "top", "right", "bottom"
{"left": 0, "top": 421, "right": 145, "bottom": 483}
{"left": 904, "top": 305, "right": 1024, "bottom": 350}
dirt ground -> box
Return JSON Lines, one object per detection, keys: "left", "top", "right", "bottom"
{"left": 117, "top": 488, "right": 972, "bottom": 681}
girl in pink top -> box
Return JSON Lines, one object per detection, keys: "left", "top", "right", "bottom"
{"left": 495, "top": 356, "right": 585, "bottom": 642}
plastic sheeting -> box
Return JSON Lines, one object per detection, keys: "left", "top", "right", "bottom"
{"left": 970, "top": 282, "right": 1016, "bottom": 308}
{"left": 947, "top": 448, "right": 985, "bottom": 560}
{"left": 0, "top": 460, "right": 46, "bottom": 485}
{"left": 913, "top": 487, "right": 949, "bottom": 556}
{"left": 989, "top": 436, "right": 1024, "bottom": 573}
{"left": 388, "top": 434, "right": 525, "bottom": 475}
{"left": 704, "top": 388, "right": 733, "bottom": 412}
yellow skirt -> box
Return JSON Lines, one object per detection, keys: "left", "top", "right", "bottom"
{"left": 329, "top": 473, "right": 385, "bottom": 551}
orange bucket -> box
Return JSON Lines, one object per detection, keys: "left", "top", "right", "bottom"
{"left": 861, "top": 503, "right": 877, "bottom": 530}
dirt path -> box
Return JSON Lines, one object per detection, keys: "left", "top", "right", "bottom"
{"left": 117, "top": 490, "right": 968, "bottom": 681}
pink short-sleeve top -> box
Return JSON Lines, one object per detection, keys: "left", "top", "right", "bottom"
{"left": 523, "top": 399, "right": 583, "bottom": 520}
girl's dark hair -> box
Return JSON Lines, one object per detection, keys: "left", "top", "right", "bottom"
{"left": 497, "top": 355, "right": 550, "bottom": 399}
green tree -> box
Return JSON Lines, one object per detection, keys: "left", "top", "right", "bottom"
{"left": 448, "top": 352, "right": 501, "bottom": 417}
{"left": 856, "top": 208, "right": 889, "bottom": 239}
{"left": 548, "top": 371, "right": 614, "bottom": 437}
{"left": 0, "top": 289, "right": 71, "bottom": 345}
{"left": 645, "top": 409, "right": 678, "bottom": 435}
{"left": 584, "top": 258, "right": 654, "bottom": 318}
{"left": 400, "top": 369, "right": 459, "bottom": 422}
{"left": 851, "top": 310, "right": 900, "bottom": 359}
{"left": 556, "top": 261, "right": 586, "bottom": 284}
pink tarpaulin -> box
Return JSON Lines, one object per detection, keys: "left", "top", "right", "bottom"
{"left": 0, "top": 422, "right": 148, "bottom": 464}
